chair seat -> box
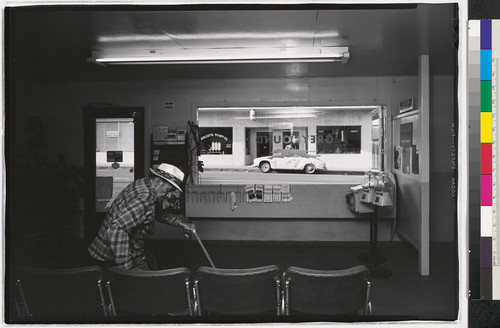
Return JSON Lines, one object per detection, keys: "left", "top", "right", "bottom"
{"left": 105, "top": 266, "right": 194, "bottom": 317}
{"left": 15, "top": 265, "right": 108, "bottom": 321}
{"left": 194, "top": 265, "right": 281, "bottom": 316}
{"left": 283, "top": 265, "right": 372, "bottom": 316}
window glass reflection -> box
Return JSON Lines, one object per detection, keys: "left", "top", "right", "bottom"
{"left": 316, "top": 126, "right": 361, "bottom": 154}
{"left": 197, "top": 106, "right": 381, "bottom": 183}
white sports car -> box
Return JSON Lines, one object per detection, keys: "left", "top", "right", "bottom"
{"left": 252, "top": 149, "right": 327, "bottom": 174}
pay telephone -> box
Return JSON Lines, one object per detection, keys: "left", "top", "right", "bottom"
{"left": 347, "top": 170, "right": 396, "bottom": 213}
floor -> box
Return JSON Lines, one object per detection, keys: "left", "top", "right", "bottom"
{"left": 7, "top": 238, "right": 458, "bottom": 323}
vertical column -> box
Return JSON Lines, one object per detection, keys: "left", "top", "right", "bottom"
{"left": 307, "top": 123, "right": 317, "bottom": 154}
{"left": 419, "top": 55, "right": 430, "bottom": 276}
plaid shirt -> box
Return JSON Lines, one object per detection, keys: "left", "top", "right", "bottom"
{"left": 88, "top": 178, "right": 179, "bottom": 269}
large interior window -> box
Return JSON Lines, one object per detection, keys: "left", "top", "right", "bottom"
{"left": 196, "top": 106, "right": 377, "bottom": 184}
{"left": 316, "top": 126, "right": 361, "bottom": 154}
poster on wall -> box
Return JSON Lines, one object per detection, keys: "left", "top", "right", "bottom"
{"left": 400, "top": 122, "right": 413, "bottom": 147}
{"left": 283, "top": 131, "right": 299, "bottom": 149}
{"left": 199, "top": 127, "right": 233, "bottom": 154}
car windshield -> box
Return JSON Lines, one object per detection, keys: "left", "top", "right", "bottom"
{"left": 271, "top": 149, "right": 314, "bottom": 158}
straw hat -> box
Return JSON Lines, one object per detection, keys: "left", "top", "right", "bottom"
{"left": 149, "top": 163, "right": 184, "bottom": 192}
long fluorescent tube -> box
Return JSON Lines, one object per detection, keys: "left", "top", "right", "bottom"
{"left": 234, "top": 114, "right": 318, "bottom": 120}
{"left": 90, "top": 46, "right": 350, "bottom": 65}
{"left": 97, "top": 58, "right": 345, "bottom": 64}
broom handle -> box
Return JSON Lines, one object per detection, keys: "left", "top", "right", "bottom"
{"left": 191, "top": 229, "right": 216, "bottom": 268}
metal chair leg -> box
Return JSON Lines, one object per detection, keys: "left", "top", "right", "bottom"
{"left": 15, "top": 279, "right": 30, "bottom": 317}
{"left": 365, "top": 280, "right": 372, "bottom": 315}
{"left": 105, "top": 281, "right": 117, "bottom": 316}
{"left": 193, "top": 280, "right": 201, "bottom": 316}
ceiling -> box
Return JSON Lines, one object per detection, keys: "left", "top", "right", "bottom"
{"left": 8, "top": 3, "right": 458, "bottom": 81}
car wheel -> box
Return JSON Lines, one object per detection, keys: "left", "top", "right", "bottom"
{"left": 260, "top": 161, "right": 272, "bottom": 173}
{"left": 304, "top": 164, "right": 316, "bottom": 174}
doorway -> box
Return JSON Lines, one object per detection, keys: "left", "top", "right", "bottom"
{"left": 83, "top": 105, "right": 145, "bottom": 240}
{"left": 256, "top": 132, "right": 272, "bottom": 157}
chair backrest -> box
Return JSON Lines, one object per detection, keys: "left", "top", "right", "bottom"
{"left": 283, "top": 265, "right": 371, "bottom": 316}
{"left": 105, "top": 266, "right": 193, "bottom": 316}
{"left": 194, "top": 265, "right": 281, "bottom": 316}
{"left": 15, "top": 265, "right": 108, "bottom": 320}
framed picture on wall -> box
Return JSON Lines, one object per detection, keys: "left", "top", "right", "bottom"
{"left": 400, "top": 122, "right": 413, "bottom": 147}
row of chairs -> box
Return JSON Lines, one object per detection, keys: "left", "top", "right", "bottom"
{"left": 13, "top": 264, "right": 371, "bottom": 320}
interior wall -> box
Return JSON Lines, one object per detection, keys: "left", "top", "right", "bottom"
{"left": 17, "top": 76, "right": 417, "bottom": 166}
{"left": 153, "top": 218, "right": 393, "bottom": 242}
{"left": 10, "top": 73, "right": 455, "bottom": 242}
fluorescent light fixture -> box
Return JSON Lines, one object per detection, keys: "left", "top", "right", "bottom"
{"left": 198, "top": 105, "right": 377, "bottom": 112}
{"left": 90, "top": 46, "right": 350, "bottom": 65}
{"left": 97, "top": 31, "right": 341, "bottom": 43}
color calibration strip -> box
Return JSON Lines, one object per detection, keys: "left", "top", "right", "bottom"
{"left": 492, "top": 21, "right": 500, "bottom": 300}
{"left": 480, "top": 19, "right": 493, "bottom": 300}
{"left": 469, "top": 20, "right": 481, "bottom": 299}
{"left": 469, "top": 20, "right": 500, "bottom": 300}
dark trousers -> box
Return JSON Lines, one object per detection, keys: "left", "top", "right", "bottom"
{"left": 131, "top": 251, "right": 158, "bottom": 271}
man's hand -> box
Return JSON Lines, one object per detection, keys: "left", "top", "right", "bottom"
{"left": 178, "top": 221, "right": 195, "bottom": 232}
{"left": 156, "top": 213, "right": 185, "bottom": 226}
{"left": 178, "top": 222, "right": 195, "bottom": 239}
